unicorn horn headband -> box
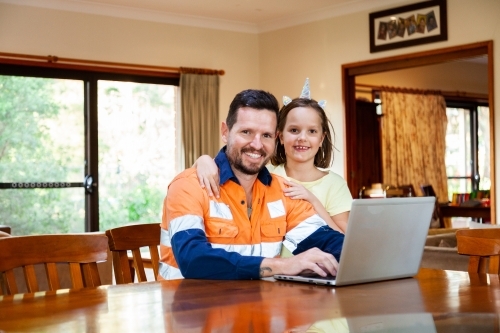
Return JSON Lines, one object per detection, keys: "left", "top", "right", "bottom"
{"left": 283, "top": 78, "right": 327, "bottom": 108}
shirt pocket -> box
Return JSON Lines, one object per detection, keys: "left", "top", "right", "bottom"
{"left": 261, "top": 219, "right": 287, "bottom": 241}
{"left": 205, "top": 220, "right": 239, "bottom": 239}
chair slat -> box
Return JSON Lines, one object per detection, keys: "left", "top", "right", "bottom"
{"left": 23, "top": 265, "right": 39, "bottom": 293}
{"left": 45, "top": 263, "right": 61, "bottom": 291}
{"left": 88, "top": 263, "right": 102, "bottom": 287}
{"left": 4, "top": 270, "right": 18, "bottom": 295}
{"left": 81, "top": 263, "right": 101, "bottom": 287}
{"left": 69, "top": 263, "right": 85, "bottom": 289}
{"left": 114, "top": 251, "right": 134, "bottom": 283}
{"left": 111, "top": 252, "right": 124, "bottom": 284}
{"left": 132, "top": 249, "right": 147, "bottom": 282}
{"left": 149, "top": 245, "right": 160, "bottom": 278}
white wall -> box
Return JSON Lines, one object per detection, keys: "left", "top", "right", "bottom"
{"left": 0, "top": 3, "right": 260, "bottom": 131}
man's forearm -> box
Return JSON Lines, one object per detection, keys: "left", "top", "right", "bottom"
{"left": 259, "top": 257, "right": 285, "bottom": 277}
{"left": 172, "top": 229, "right": 265, "bottom": 279}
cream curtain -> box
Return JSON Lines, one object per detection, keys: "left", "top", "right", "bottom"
{"left": 380, "top": 88, "right": 449, "bottom": 202}
{"left": 180, "top": 73, "right": 220, "bottom": 168}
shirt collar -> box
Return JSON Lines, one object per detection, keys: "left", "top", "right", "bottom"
{"left": 214, "top": 146, "right": 273, "bottom": 186}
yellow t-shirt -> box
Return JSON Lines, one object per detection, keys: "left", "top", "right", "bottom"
{"left": 267, "top": 164, "right": 353, "bottom": 216}
{"left": 267, "top": 164, "right": 353, "bottom": 257}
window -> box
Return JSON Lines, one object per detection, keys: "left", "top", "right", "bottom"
{"left": 445, "top": 100, "right": 490, "bottom": 201}
{"left": 0, "top": 64, "right": 179, "bottom": 234}
{"left": 97, "top": 80, "right": 177, "bottom": 231}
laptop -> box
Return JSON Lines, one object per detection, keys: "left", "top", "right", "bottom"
{"left": 274, "top": 197, "right": 435, "bottom": 286}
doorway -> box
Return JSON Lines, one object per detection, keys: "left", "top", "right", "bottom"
{"left": 342, "top": 41, "right": 495, "bottom": 223}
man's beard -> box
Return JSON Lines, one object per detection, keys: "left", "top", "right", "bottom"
{"left": 226, "top": 146, "right": 271, "bottom": 175}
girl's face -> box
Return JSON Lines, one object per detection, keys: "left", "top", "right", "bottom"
{"left": 279, "top": 106, "right": 325, "bottom": 165}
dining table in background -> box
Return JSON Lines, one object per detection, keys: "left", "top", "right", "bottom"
{"left": 1, "top": 268, "right": 499, "bottom": 332}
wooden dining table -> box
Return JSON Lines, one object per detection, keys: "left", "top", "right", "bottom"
{"left": 1, "top": 268, "right": 499, "bottom": 332}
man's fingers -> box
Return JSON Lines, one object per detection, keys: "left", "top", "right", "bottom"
{"left": 317, "top": 259, "right": 338, "bottom": 276}
{"left": 316, "top": 252, "right": 339, "bottom": 276}
{"left": 307, "top": 263, "right": 328, "bottom": 277}
{"left": 297, "top": 248, "right": 339, "bottom": 276}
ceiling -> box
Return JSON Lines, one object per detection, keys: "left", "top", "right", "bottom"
{"left": 6, "top": 0, "right": 412, "bottom": 33}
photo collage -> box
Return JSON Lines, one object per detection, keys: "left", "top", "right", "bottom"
{"left": 377, "top": 10, "right": 438, "bottom": 41}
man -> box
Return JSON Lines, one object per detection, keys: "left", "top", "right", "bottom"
{"left": 160, "top": 89, "right": 344, "bottom": 280}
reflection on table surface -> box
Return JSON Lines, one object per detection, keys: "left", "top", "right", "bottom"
{"left": 1, "top": 268, "right": 500, "bottom": 332}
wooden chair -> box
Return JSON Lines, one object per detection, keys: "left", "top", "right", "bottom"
{"left": 0, "top": 225, "right": 12, "bottom": 235}
{"left": 456, "top": 229, "right": 500, "bottom": 274}
{"left": 0, "top": 227, "right": 11, "bottom": 294}
{"left": 105, "top": 223, "right": 161, "bottom": 284}
{"left": 0, "top": 233, "right": 108, "bottom": 295}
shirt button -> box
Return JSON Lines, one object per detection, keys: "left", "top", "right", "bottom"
{"left": 241, "top": 200, "right": 245, "bottom": 205}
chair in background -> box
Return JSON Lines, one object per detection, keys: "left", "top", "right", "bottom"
{"left": 105, "top": 223, "right": 161, "bottom": 284}
{"left": 0, "top": 226, "right": 11, "bottom": 294}
{"left": 399, "top": 184, "right": 416, "bottom": 197}
{"left": 0, "top": 233, "right": 108, "bottom": 295}
{"left": 420, "top": 184, "right": 437, "bottom": 198}
{"left": 420, "top": 184, "right": 443, "bottom": 228}
{"left": 0, "top": 225, "right": 11, "bottom": 235}
{"left": 456, "top": 229, "right": 500, "bottom": 274}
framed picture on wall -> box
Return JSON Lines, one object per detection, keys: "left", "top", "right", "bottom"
{"left": 369, "top": 0, "right": 447, "bottom": 53}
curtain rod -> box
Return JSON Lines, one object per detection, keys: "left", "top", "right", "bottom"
{"left": 0, "top": 51, "right": 225, "bottom": 76}
{"left": 356, "top": 83, "right": 488, "bottom": 100}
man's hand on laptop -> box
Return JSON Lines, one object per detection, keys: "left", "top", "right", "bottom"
{"left": 259, "top": 247, "right": 338, "bottom": 278}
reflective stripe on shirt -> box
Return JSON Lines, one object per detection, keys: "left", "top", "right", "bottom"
{"left": 282, "top": 214, "right": 326, "bottom": 252}
{"left": 159, "top": 262, "right": 183, "bottom": 280}
{"left": 169, "top": 215, "right": 205, "bottom": 236}
{"left": 211, "top": 241, "right": 282, "bottom": 258}
{"left": 160, "top": 227, "right": 171, "bottom": 247}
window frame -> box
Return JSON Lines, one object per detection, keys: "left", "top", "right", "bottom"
{"left": 445, "top": 98, "right": 489, "bottom": 194}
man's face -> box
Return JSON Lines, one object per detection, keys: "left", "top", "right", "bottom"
{"left": 222, "top": 107, "right": 277, "bottom": 176}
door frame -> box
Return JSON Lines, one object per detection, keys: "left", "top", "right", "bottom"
{"left": 341, "top": 40, "right": 495, "bottom": 223}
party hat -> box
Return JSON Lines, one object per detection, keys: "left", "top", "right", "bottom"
{"left": 283, "top": 78, "right": 326, "bottom": 108}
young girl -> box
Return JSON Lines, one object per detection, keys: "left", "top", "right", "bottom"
{"left": 194, "top": 82, "right": 352, "bottom": 238}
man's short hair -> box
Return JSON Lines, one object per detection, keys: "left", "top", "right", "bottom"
{"left": 226, "top": 89, "right": 279, "bottom": 130}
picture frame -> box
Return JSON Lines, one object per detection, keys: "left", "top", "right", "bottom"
{"left": 369, "top": 0, "right": 447, "bottom": 53}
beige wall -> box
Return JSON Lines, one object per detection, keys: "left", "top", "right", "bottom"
{"left": 1, "top": 1, "right": 500, "bottom": 213}
{"left": 259, "top": 0, "right": 500, "bottom": 215}
{"left": 259, "top": 0, "right": 499, "bottom": 175}
{"left": 0, "top": 3, "right": 260, "bottom": 132}
{"left": 356, "top": 60, "right": 489, "bottom": 99}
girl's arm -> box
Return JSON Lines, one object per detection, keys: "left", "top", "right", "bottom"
{"left": 192, "top": 155, "right": 220, "bottom": 198}
{"left": 283, "top": 180, "right": 348, "bottom": 233}
{"left": 330, "top": 211, "right": 349, "bottom": 234}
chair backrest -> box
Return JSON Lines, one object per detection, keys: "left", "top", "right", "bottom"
{"left": 0, "top": 225, "right": 11, "bottom": 235}
{"left": 456, "top": 229, "right": 500, "bottom": 274}
{"left": 0, "top": 233, "right": 108, "bottom": 295}
{"left": 105, "top": 223, "right": 161, "bottom": 284}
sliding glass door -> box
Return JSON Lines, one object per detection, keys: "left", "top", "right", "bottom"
{"left": 97, "top": 80, "right": 177, "bottom": 231}
{"left": 0, "top": 64, "right": 179, "bottom": 235}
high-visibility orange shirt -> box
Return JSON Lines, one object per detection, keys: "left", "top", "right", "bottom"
{"left": 159, "top": 148, "right": 344, "bottom": 280}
